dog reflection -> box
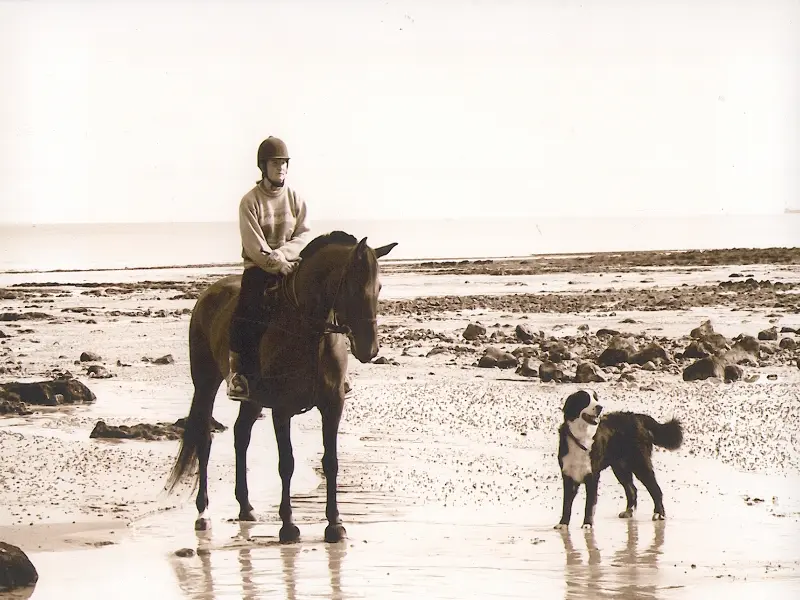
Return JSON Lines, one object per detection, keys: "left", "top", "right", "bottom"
{"left": 170, "top": 522, "right": 347, "bottom": 599}
{"left": 559, "top": 521, "right": 664, "bottom": 600}
{"left": 560, "top": 527, "right": 602, "bottom": 600}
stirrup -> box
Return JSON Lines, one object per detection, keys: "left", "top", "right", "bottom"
{"left": 227, "top": 372, "right": 251, "bottom": 401}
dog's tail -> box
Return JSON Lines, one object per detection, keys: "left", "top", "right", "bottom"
{"left": 644, "top": 416, "right": 683, "bottom": 450}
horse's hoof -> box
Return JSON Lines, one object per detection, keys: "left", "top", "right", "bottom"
{"left": 279, "top": 524, "right": 301, "bottom": 543}
{"left": 324, "top": 523, "right": 347, "bottom": 543}
{"left": 238, "top": 510, "right": 257, "bottom": 522}
{"left": 554, "top": 523, "right": 568, "bottom": 530}
{"left": 581, "top": 523, "right": 593, "bottom": 530}
{"left": 619, "top": 509, "right": 634, "bottom": 519}
{"left": 194, "top": 517, "right": 211, "bottom": 531}
{"left": 653, "top": 512, "right": 666, "bottom": 521}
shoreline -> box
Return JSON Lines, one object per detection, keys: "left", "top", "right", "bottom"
{"left": 2, "top": 245, "right": 798, "bottom": 278}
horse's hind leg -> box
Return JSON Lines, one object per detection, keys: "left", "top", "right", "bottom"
{"left": 193, "top": 385, "right": 218, "bottom": 531}
{"left": 234, "top": 400, "right": 262, "bottom": 521}
{"left": 273, "top": 411, "right": 301, "bottom": 543}
{"left": 321, "top": 404, "right": 346, "bottom": 543}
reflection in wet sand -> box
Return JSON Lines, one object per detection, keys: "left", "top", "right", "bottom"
{"left": 560, "top": 521, "right": 665, "bottom": 600}
{"left": 170, "top": 521, "right": 347, "bottom": 599}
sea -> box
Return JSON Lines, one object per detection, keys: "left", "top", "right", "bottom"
{"left": 1, "top": 214, "right": 798, "bottom": 273}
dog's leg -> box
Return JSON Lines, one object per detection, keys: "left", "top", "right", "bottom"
{"left": 582, "top": 475, "right": 599, "bottom": 529}
{"left": 633, "top": 462, "right": 666, "bottom": 520}
{"left": 611, "top": 464, "right": 638, "bottom": 518}
{"left": 555, "top": 476, "right": 580, "bottom": 529}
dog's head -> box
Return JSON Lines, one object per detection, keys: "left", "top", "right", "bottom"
{"left": 562, "top": 389, "right": 603, "bottom": 426}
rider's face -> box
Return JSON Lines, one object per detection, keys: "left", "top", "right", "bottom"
{"left": 265, "top": 158, "right": 289, "bottom": 187}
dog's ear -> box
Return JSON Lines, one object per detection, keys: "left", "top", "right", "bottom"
{"left": 562, "top": 390, "right": 590, "bottom": 421}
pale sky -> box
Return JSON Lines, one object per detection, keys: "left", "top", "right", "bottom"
{"left": 1, "top": 0, "right": 798, "bottom": 224}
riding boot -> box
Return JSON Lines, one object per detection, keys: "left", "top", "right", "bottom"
{"left": 227, "top": 350, "right": 251, "bottom": 401}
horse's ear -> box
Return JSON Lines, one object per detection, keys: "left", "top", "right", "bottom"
{"left": 356, "top": 237, "right": 368, "bottom": 257}
{"left": 373, "top": 242, "right": 398, "bottom": 259}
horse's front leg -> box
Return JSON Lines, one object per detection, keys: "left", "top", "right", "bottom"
{"left": 234, "top": 400, "right": 262, "bottom": 521}
{"left": 321, "top": 403, "right": 346, "bottom": 543}
{"left": 273, "top": 411, "right": 300, "bottom": 543}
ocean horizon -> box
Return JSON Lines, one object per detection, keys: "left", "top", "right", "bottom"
{"left": 1, "top": 214, "right": 798, "bottom": 273}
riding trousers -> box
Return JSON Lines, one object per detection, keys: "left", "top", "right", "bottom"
{"left": 229, "top": 266, "right": 281, "bottom": 374}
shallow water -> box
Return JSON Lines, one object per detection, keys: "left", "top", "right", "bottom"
{"left": 22, "top": 498, "right": 800, "bottom": 600}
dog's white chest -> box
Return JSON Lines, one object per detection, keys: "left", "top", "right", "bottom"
{"left": 561, "top": 439, "right": 592, "bottom": 482}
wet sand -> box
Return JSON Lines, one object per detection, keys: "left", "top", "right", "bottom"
{"left": 1, "top": 248, "right": 799, "bottom": 598}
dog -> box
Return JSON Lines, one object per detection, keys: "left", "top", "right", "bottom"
{"left": 554, "top": 389, "right": 683, "bottom": 529}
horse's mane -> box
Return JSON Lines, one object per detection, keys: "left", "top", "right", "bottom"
{"left": 300, "top": 231, "right": 358, "bottom": 260}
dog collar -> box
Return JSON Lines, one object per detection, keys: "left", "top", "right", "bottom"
{"left": 568, "top": 428, "right": 589, "bottom": 452}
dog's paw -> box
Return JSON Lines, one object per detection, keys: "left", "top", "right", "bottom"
{"left": 554, "top": 523, "right": 568, "bottom": 530}
{"left": 652, "top": 512, "right": 666, "bottom": 521}
{"left": 581, "top": 523, "right": 593, "bottom": 530}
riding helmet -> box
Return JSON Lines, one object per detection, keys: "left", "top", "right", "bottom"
{"left": 257, "top": 136, "right": 290, "bottom": 166}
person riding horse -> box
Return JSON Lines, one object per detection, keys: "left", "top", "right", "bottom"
{"left": 227, "top": 136, "right": 311, "bottom": 401}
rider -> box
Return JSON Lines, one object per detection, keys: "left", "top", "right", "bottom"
{"left": 227, "top": 136, "right": 312, "bottom": 401}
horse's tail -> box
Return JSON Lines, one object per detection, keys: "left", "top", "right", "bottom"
{"left": 165, "top": 318, "right": 220, "bottom": 494}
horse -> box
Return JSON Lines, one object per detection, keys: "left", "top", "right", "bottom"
{"left": 166, "top": 231, "right": 397, "bottom": 543}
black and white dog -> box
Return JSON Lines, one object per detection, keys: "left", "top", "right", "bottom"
{"left": 555, "top": 389, "right": 683, "bottom": 529}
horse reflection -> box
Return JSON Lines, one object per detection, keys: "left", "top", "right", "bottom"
{"left": 170, "top": 522, "right": 347, "bottom": 599}
{"left": 559, "top": 521, "right": 665, "bottom": 600}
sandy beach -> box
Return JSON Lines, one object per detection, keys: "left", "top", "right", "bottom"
{"left": 1, "top": 248, "right": 799, "bottom": 599}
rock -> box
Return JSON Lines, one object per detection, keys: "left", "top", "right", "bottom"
{"left": 0, "top": 330, "right": 7, "bottom": 338}
{"left": 511, "top": 346, "right": 537, "bottom": 359}
{"left": 690, "top": 319, "right": 715, "bottom": 339}
{"left": 574, "top": 362, "right": 606, "bottom": 383}
{"left": 596, "top": 328, "right": 620, "bottom": 337}
{"left": 759, "top": 342, "right": 778, "bottom": 356}
{"left": 0, "top": 542, "right": 38, "bottom": 591}
{"left": 683, "top": 356, "right": 726, "bottom": 381}
{"left": 539, "top": 361, "right": 564, "bottom": 383}
{"left": 478, "top": 347, "right": 518, "bottom": 369}
{"left": 767, "top": 374, "right": 778, "bottom": 380}
{"left": 724, "top": 364, "right": 743, "bottom": 383}
{"left": 597, "top": 336, "right": 637, "bottom": 367}
{"left": 152, "top": 354, "right": 175, "bottom": 365}
{"left": 682, "top": 341, "right": 710, "bottom": 359}
{"left": 0, "top": 378, "right": 95, "bottom": 407}
{"left": 87, "top": 365, "right": 112, "bottom": 379}
{"left": 515, "top": 358, "right": 538, "bottom": 377}
{"left": 758, "top": 327, "right": 778, "bottom": 341}
{"left": 174, "top": 548, "right": 195, "bottom": 558}
{"left": 172, "top": 416, "right": 227, "bottom": 433}
{"left": 462, "top": 323, "right": 487, "bottom": 341}
{"left": 90, "top": 416, "right": 226, "bottom": 441}
{"left": 426, "top": 346, "right": 449, "bottom": 357}
{"left": 688, "top": 320, "right": 730, "bottom": 355}
{"left": 778, "top": 337, "right": 797, "bottom": 351}
{"left": 641, "top": 361, "right": 657, "bottom": 371}
{"left": 79, "top": 351, "right": 102, "bottom": 362}
{"left": 577, "top": 324, "right": 589, "bottom": 332}
{"left": 630, "top": 342, "right": 671, "bottom": 366}
{"left": 515, "top": 324, "right": 537, "bottom": 342}
{"left": 544, "top": 340, "right": 571, "bottom": 363}
{"left": 780, "top": 326, "right": 797, "bottom": 334}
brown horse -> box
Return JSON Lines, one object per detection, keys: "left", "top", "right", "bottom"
{"left": 166, "top": 231, "right": 397, "bottom": 543}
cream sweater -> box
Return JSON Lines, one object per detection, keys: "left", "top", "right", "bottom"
{"left": 238, "top": 181, "right": 312, "bottom": 272}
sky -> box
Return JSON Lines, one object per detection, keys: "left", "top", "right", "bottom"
{"left": 1, "top": 0, "right": 798, "bottom": 224}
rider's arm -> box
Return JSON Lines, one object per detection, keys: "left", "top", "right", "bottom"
{"left": 274, "top": 192, "right": 311, "bottom": 262}
{"left": 239, "top": 196, "right": 284, "bottom": 273}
